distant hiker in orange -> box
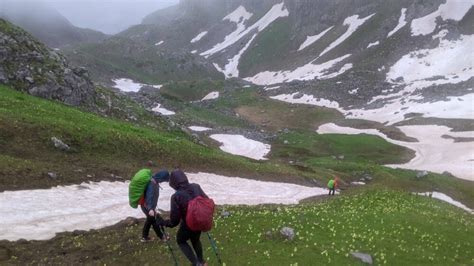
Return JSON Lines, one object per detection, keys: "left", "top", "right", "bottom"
{"left": 327, "top": 177, "right": 340, "bottom": 196}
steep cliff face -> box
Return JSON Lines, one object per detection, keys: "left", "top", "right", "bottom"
{"left": 0, "top": 19, "right": 95, "bottom": 106}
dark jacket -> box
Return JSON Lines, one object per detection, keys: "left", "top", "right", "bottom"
{"left": 165, "top": 170, "right": 207, "bottom": 228}
{"left": 143, "top": 170, "right": 170, "bottom": 211}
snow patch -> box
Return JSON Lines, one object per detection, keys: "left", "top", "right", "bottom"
{"left": 320, "top": 13, "right": 375, "bottom": 56}
{"left": 112, "top": 78, "right": 161, "bottom": 92}
{"left": 154, "top": 40, "right": 164, "bottom": 46}
{"left": 416, "top": 192, "right": 473, "bottom": 213}
{"left": 0, "top": 173, "right": 328, "bottom": 241}
{"left": 188, "top": 126, "right": 212, "bottom": 132}
{"left": 367, "top": 41, "right": 379, "bottom": 48}
{"left": 201, "top": 91, "right": 219, "bottom": 101}
{"left": 411, "top": 0, "right": 473, "bottom": 36}
{"left": 264, "top": 85, "right": 281, "bottom": 91}
{"left": 351, "top": 181, "right": 366, "bottom": 185}
{"left": 348, "top": 88, "right": 359, "bottom": 95}
{"left": 387, "top": 8, "right": 407, "bottom": 37}
{"left": 270, "top": 93, "right": 344, "bottom": 111}
{"left": 190, "top": 31, "right": 208, "bottom": 43}
{"left": 201, "top": 2, "right": 288, "bottom": 57}
{"left": 223, "top": 5, "right": 253, "bottom": 23}
{"left": 387, "top": 35, "right": 474, "bottom": 87}
{"left": 360, "top": 93, "right": 474, "bottom": 124}
{"left": 191, "top": 50, "right": 197, "bottom": 54}
{"left": 244, "top": 54, "right": 352, "bottom": 86}
{"left": 210, "top": 134, "right": 271, "bottom": 160}
{"left": 214, "top": 34, "right": 257, "bottom": 78}
{"left": 152, "top": 104, "right": 175, "bottom": 116}
{"left": 298, "top": 26, "right": 334, "bottom": 51}
{"left": 317, "top": 123, "right": 474, "bottom": 181}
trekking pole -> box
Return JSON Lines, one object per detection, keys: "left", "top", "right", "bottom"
{"left": 161, "top": 226, "right": 179, "bottom": 266}
{"left": 207, "top": 232, "right": 223, "bottom": 265}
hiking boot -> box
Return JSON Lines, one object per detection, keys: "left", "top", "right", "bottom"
{"left": 161, "top": 234, "right": 170, "bottom": 242}
{"left": 140, "top": 236, "right": 155, "bottom": 243}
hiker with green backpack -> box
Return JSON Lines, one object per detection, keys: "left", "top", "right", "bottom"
{"left": 160, "top": 169, "right": 215, "bottom": 266}
{"left": 327, "top": 176, "right": 340, "bottom": 196}
{"left": 128, "top": 163, "right": 170, "bottom": 242}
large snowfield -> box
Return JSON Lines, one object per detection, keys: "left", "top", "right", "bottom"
{"left": 0, "top": 173, "right": 327, "bottom": 241}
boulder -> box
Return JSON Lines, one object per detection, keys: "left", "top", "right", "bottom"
{"left": 221, "top": 210, "right": 231, "bottom": 218}
{"left": 280, "top": 227, "right": 295, "bottom": 241}
{"left": 119, "top": 217, "right": 139, "bottom": 227}
{"left": 293, "top": 92, "right": 304, "bottom": 99}
{"left": 351, "top": 252, "right": 373, "bottom": 264}
{"left": 416, "top": 171, "right": 429, "bottom": 178}
{"left": 51, "top": 137, "right": 70, "bottom": 151}
{"left": 47, "top": 172, "right": 58, "bottom": 179}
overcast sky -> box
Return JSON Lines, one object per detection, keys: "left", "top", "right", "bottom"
{"left": 3, "top": 0, "right": 179, "bottom": 34}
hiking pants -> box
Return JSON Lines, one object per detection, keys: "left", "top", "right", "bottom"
{"left": 177, "top": 224, "right": 204, "bottom": 265}
{"left": 329, "top": 188, "right": 335, "bottom": 195}
{"left": 141, "top": 206, "right": 164, "bottom": 239}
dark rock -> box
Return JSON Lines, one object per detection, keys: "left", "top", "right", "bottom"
{"left": 442, "top": 171, "right": 454, "bottom": 177}
{"left": 16, "top": 239, "right": 28, "bottom": 244}
{"left": 72, "top": 230, "right": 87, "bottom": 236}
{"left": 119, "top": 217, "right": 139, "bottom": 227}
{"left": 293, "top": 92, "right": 304, "bottom": 99}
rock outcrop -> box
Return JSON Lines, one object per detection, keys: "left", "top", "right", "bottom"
{"left": 0, "top": 19, "right": 96, "bottom": 106}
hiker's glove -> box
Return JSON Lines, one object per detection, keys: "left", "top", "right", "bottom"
{"left": 148, "top": 210, "right": 155, "bottom": 217}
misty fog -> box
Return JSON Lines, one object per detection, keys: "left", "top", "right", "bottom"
{"left": 0, "top": 0, "right": 178, "bottom": 34}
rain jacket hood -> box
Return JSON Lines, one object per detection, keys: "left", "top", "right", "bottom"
{"left": 170, "top": 169, "right": 190, "bottom": 190}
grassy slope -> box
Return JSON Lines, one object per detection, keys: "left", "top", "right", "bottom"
{"left": 271, "top": 131, "right": 413, "bottom": 165}
{"left": 0, "top": 85, "right": 321, "bottom": 191}
{"left": 2, "top": 190, "right": 472, "bottom": 265}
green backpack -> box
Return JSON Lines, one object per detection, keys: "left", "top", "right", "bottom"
{"left": 129, "top": 169, "right": 152, "bottom": 208}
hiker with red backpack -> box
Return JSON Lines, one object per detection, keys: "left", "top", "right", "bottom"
{"left": 160, "top": 169, "right": 214, "bottom": 266}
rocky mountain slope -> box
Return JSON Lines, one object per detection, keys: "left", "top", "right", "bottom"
{"left": 0, "top": 19, "right": 95, "bottom": 106}
{"left": 0, "top": 0, "right": 107, "bottom": 48}
{"left": 107, "top": 0, "right": 473, "bottom": 180}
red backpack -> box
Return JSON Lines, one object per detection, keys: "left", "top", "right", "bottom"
{"left": 186, "top": 196, "right": 215, "bottom": 232}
